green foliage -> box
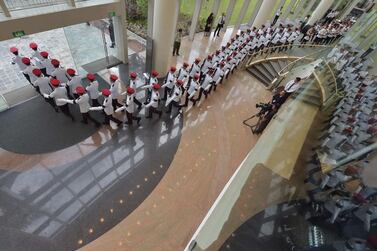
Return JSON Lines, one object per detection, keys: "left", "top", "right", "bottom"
{"left": 136, "top": 0, "right": 148, "bottom": 19}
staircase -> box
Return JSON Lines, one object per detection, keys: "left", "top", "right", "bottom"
{"left": 246, "top": 59, "right": 293, "bottom": 87}
{"left": 291, "top": 81, "right": 322, "bottom": 107}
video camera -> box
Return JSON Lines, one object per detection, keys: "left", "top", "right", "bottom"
{"left": 255, "top": 102, "right": 273, "bottom": 116}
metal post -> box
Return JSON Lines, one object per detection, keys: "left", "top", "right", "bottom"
{"left": 189, "top": 0, "right": 203, "bottom": 40}
{"left": 223, "top": 0, "right": 236, "bottom": 30}
{"left": 235, "top": 0, "right": 251, "bottom": 30}
{"left": 248, "top": 0, "right": 263, "bottom": 26}
{"left": 0, "top": 0, "right": 11, "bottom": 17}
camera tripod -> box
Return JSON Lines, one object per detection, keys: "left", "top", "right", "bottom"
{"left": 242, "top": 111, "right": 264, "bottom": 134}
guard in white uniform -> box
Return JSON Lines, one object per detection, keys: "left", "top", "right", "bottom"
{"left": 73, "top": 86, "right": 100, "bottom": 126}
{"left": 10, "top": 47, "right": 31, "bottom": 83}
{"left": 162, "top": 66, "right": 176, "bottom": 100}
{"left": 29, "top": 42, "right": 46, "bottom": 76}
{"left": 22, "top": 57, "right": 39, "bottom": 85}
{"left": 145, "top": 83, "right": 162, "bottom": 119}
{"left": 183, "top": 73, "right": 200, "bottom": 107}
{"left": 166, "top": 79, "right": 183, "bottom": 114}
{"left": 66, "top": 68, "right": 83, "bottom": 99}
{"left": 144, "top": 70, "right": 159, "bottom": 104}
{"left": 32, "top": 68, "right": 57, "bottom": 111}
{"left": 101, "top": 88, "right": 123, "bottom": 126}
{"left": 129, "top": 72, "right": 142, "bottom": 108}
{"left": 212, "top": 62, "right": 225, "bottom": 91}
{"left": 109, "top": 74, "right": 123, "bottom": 110}
{"left": 40, "top": 51, "right": 54, "bottom": 76}
{"left": 188, "top": 58, "right": 201, "bottom": 87}
{"left": 177, "top": 62, "right": 190, "bottom": 92}
{"left": 197, "top": 68, "right": 214, "bottom": 101}
{"left": 116, "top": 87, "right": 141, "bottom": 126}
{"left": 85, "top": 73, "right": 101, "bottom": 106}
{"left": 51, "top": 59, "right": 69, "bottom": 84}
{"left": 47, "top": 78, "right": 75, "bottom": 121}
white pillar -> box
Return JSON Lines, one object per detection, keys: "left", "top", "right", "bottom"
{"left": 340, "top": 0, "right": 361, "bottom": 20}
{"left": 212, "top": 0, "right": 221, "bottom": 17}
{"left": 0, "top": 0, "right": 10, "bottom": 17}
{"left": 152, "top": 0, "right": 180, "bottom": 73}
{"left": 223, "top": 0, "right": 236, "bottom": 30}
{"left": 302, "top": 0, "right": 317, "bottom": 18}
{"left": 113, "top": 0, "right": 128, "bottom": 64}
{"left": 307, "top": 0, "right": 334, "bottom": 25}
{"left": 282, "top": 0, "right": 297, "bottom": 19}
{"left": 189, "top": 0, "right": 203, "bottom": 40}
{"left": 248, "top": 0, "right": 263, "bottom": 26}
{"left": 293, "top": 0, "right": 306, "bottom": 18}
{"left": 235, "top": 0, "right": 251, "bottom": 30}
{"left": 253, "top": 0, "right": 279, "bottom": 27}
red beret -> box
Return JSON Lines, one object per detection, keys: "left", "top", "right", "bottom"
{"left": 220, "top": 61, "right": 226, "bottom": 66}
{"left": 29, "top": 42, "right": 38, "bottom": 49}
{"left": 40, "top": 51, "right": 49, "bottom": 58}
{"left": 110, "top": 74, "right": 118, "bottom": 81}
{"left": 76, "top": 86, "right": 85, "bottom": 94}
{"left": 32, "top": 68, "right": 42, "bottom": 76}
{"left": 66, "top": 68, "right": 75, "bottom": 76}
{"left": 207, "top": 55, "right": 213, "bottom": 60}
{"left": 130, "top": 72, "right": 137, "bottom": 79}
{"left": 232, "top": 52, "right": 238, "bottom": 56}
{"left": 215, "top": 50, "right": 220, "bottom": 55}
{"left": 102, "top": 88, "right": 111, "bottom": 96}
{"left": 22, "top": 57, "right": 30, "bottom": 65}
{"left": 50, "top": 78, "right": 60, "bottom": 87}
{"left": 87, "top": 73, "right": 95, "bottom": 81}
{"left": 194, "top": 74, "right": 200, "bottom": 80}
{"left": 9, "top": 47, "right": 18, "bottom": 53}
{"left": 170, "top": 66, "right": 176, "bottom": 72}
{"left": 183, "top": 62, "right": 189, "bottom": 68}
{"left": 151, "top": 70, "right": 159, "bottom": 77}
{"left": 195, "top": 58, "right": 201, "bottom": 63}
{"left": 127, "top": 87, "right": 135, "bottom": 94}
{"left": 50, "top": 59, "right": 60, "bottom": 67}
{"left": 152, "top": 83, "right": 161, "bottom": 90}
{"left": 177, "top": 79, "right": 184, "bottom": 85}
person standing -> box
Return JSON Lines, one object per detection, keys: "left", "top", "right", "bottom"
{"left": 128, "top": 72, "right": 143, "bottom": 108}
{"left": 22, "top": 57, "right": 38, "bottom": 85}
{"left": 108, "top": 18, "right": 116, "bottom": 48}
{"left": 50, "top": 59, "right": 69, "bottom": 84}
{"left": 32, "top": 68, "right": 58, "bottom": 112}
{"left": 361, "top": 43, "right": 377, "bottom": 58}
{"left": 73, "top": 86, "right": 100, "bottom": 126}
{"left": 204, "top": 13, "right": 214, "bottom": 36}
{"left": 214, "top": 13, "right": 226, "bottom": 37}
{"left": 144, "top": 70, "right": 159, "bottom": 104}
{"left": 162, "top": 66, "right": 176, "bottom": 100}
{"left": 165, "top": 79, "right": 183, "bottom": 114}
{"left": 145, "top": 83, "right": 162, "bottom": 119}
{"left": 9, "top": 47, "right": 29, "bottom": 82}
{"left": 272, "top": 7, "right": 283, "bottom": 26}
{"left": 85, "top": 73, "right": 101, "bottom": 106}
{"left": 283, "top": 77, "right": 302, "bottom": 101}
{"left": 183, "top": 73, "right": 200, "bottom": 107}
{"left": 101, "top": 88, "right": 123, "bottom": 127}
{"left": 47, "top": 78, "right": 75, "bottom": 121}
{"left": 116, "top": 87, "right": 141, "bottom": 126}
{"left": 40, "top": 51, "right": 54, "bottom": 77}
{"left": 29, "top": 42, "right": 46, "bottom": 75}
{"left": 109, "top": 74, "right": 123, "bottom": 110}
{"left": 173, "top": 28, "right": 183, "bottom": 56}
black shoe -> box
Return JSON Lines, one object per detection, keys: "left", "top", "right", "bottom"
{"left": 166, "top": 110, "right": 171, "bottom": 113}
{"left": 80, "top": 120, "right": 88, "bottom": 124}
{"left": 117, "top": 122, "right": 123, "bottom": 127}
{"left": 124, "top": 121, "right": 132, "bottom": 125}
{"left": 95, "top": 123, "right": 101, "bottom": 128}
{"left": 146, "top": 116, "right": 152, "bottom": 119}
{"left": 137, "top": 117, "right": 141, "bottom": 125}
{"left": 102, "top": 122, "right": 109, "bottom": 125}
{"left": 159, "top": 112, "right": 162, "bottom": 118}
{"left": 177, "top": 53, "right": 180, "bottom": 56}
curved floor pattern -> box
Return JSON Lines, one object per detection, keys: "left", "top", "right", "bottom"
{"left": 0, "top": 114, "right": 183, "bottom": 251}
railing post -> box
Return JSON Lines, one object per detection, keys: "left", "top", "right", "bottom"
{"left": 0, "top": 0, "right": 11, "bottom": 17}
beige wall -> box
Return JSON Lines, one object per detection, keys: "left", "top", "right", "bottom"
{"left": 0, "top": 2, "right": 120, "bottom": 41}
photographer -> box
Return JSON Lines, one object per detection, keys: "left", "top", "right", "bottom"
{"left": 253, "top": 104, "right": 278, "bottom": 134}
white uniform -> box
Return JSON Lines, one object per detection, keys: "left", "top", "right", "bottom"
{"left": 51, "top": 67, "right": 69, "bottom": 83}
{"left": 12, "top": 55, "right": 28, "bottom": 71}
{"left": 23, "top": 65, "right": 39, "bottom": 83}
{"left": 103, "top": 95, "right": 114, "bottom": 115}
{"left": 177, "top": 68, "right": 189, "bottom": 82}
{"left": 67, "top": 75, "right": 83, "bottom": 94}
{"left": 50, "top": 87, "right": 69, "bottom": 106}
{"left": 145, "top": 90, "right": 160, "bottom": 108}
{"left": 163, "top": 72, "right": 175, "bottom": 89}
{"left": 86, "top": 81, "right": 100, "bottom": 99}
{"left": 41, "top": 58, "right": 55, "bottom": 76}
{"left": 110, "top": 80, "right": 121, "bottom": 99}
{"left": 31, "top": 50, "right": 44, "bottom": 69}
{"left": 33, "top": 77, "right": 52, "bottom": 95}
{"left": 125, "top": 94, "right": 135, "bottom": 113}
{"left": 201, "top": 59, "right": 213, "bottom": 74}
{"left": 166, "top": 84, "right": 183, "bottom": 106}
{"left": 284, "top": 80, "right": 301, "bottom": 93}
{"left": 189, "top": 63, "right": 201, "bottom": 78}
{"left": 75, "top": 93, "right": 91, "bottom": 113}
{"left": 187, "top": 80, "right": 200, "bottom": 99}
{"left": 201, "top": 74, "right": 213, "bottom": 91}
{"left": 212, "top": 68, "right": 224, "bottom": 85}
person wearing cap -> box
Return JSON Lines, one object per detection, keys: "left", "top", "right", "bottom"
{"left": 32, "top": 68, "right": 58, "bottom": 112}
{"left": 72, "top": 86, "right": 100, "bottom": 127}
{"left": 116, "top": 87, "right": 141, "bottom": 126}
{"left": 178, "top": 63, "right": 190, "bottom": 93}
{"left": 162, "top": 66, "right": 176, "bottom": 101}
{"left": 212, "top": 62, "right": 225, "bottom": 91}
{"left": 200, "top": 55, "right": 213, "bottom": 82}
{"left": 144, "top": 70, "right": 159, "bottom": 104}
{"left": 101, "top": 89, "right": 123, "bottom": 127}
{"left": 197, "top": 68, "right": 214, "bottom": 101}
{"left": 183, "top": 73, "right": 200, "bottom": 107}
{"left": 39, "top": 51, "right": 53, "bottom": 76}
{"left": 46, "top": 79, "right": 75, "bottom": 121}
{"left": 188, "top": 58, "right": 201, "bottom": 88}
{"left": 145, "top": 84, "right": 162, "bottom": 119}
{"left": 50, "top": 59, "right": 69, "bottom": 84}
{"left": 128, "top": 72, "right": 143, "bottom": 109}
{"left": 66, "top": 68, "right": 83, "bottom": 99}
{"left": 22, "top": 57, "right": 39, "bottom": 85}
{"left": 165, "top": 79, "right": 183, "bottom": 115}
{"left": 85, "top": 73, "right": 101, "bottom": 107}
{"left": 9, "top": 47, "right": 30, "bottom": 81}
{"left": 29, "top": 42, "right": 46, "bottom": 73}
{"left": 109, "top": 74, "right": 123, "bottom": 110}
{"left": 212, "top": 50, "right": 222, "bottom": 68}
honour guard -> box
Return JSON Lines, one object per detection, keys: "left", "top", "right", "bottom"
{"left": 145, "top": 83, "right": 163, "bottom": 119}
{"left": 166, "top": 79, "right": 183, "bottom": 114}
{"left": 109, "top": 74, "right": 123, "bottom": 110}
{"left": 32, "top": 68, "right": 58, "bottom": 111}
{"left": 47, "top": 78, "right": 75, "bottom": 121}
{"left": 85, "top": 73, "right": 101, "bottom": 106}
{"left": 51, "top": 59, "right": 69, "bottom": 84}
{"left": 116, "top": 87, "right": 141, "bottom": 126}
{"left": 162, "top": 66, "right": 176, "bottom": 100}
{"left": 73, "top": 86, "right": 100, "bottom": 126}
{"left": 101, "top": 88, "right": 123, "bottom": 127}
{"left": 66, "top": 68, "right": 82, "bottom": 99}
{"left": 183, "top": 73, "right": 200, "bottom": 107}
{"left": 129, "top": 72, "right": 143, "bottom": 108}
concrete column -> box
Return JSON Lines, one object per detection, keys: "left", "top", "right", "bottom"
{"left": 235, "top": 0, "right": 251, "bottom": 30}
{"left": 223, "top": 0, "right": 236, "bottom": 30}
{"left": 293, "top": 0, "right": 306, "bottom": 18}
{"left": 340, "top": 0, "right": 361, "bottom": 20}
{"left": 248, "top": 0, "right": 263, "bottom": 26}
{"left": 307, "top": 0, "right": 334, "bottom": 25}
{"left": 152, "top": 0, "right": 180, "bottom": 73}
{"left": 282, "top": 0, "right": 297, "bottom": 18}
{"left": 333, "top": 0, "right": 343, "bottom": 10}
{"left": 113, "top": 0, "right": 128, "bottom": 64}
{"left": 212, "top": 0, "right": 221, "bottom": 17}
{"left": 189, "top": 0, "right": 203, "bottom": 40}
{"left": 253, "top": 0, "right": 279, "bottom": 27}
{"left": 0, "top": 0, "right": 10, "bottom": 17}
{"left": 302, "top": 0, "right": 317, "bottom": 18}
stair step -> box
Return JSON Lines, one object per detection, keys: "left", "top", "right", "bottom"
{"left": 260, "top": 62, "right": 276, "bottom": 79}
{"left": 254, "top": 65, "right": 274, "bottom": 82}
{"left": 270, "top": 61, "right": 282, "bottom": 73}
{"left": 246, "top": 68, "right": 271, "bottom": 87}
